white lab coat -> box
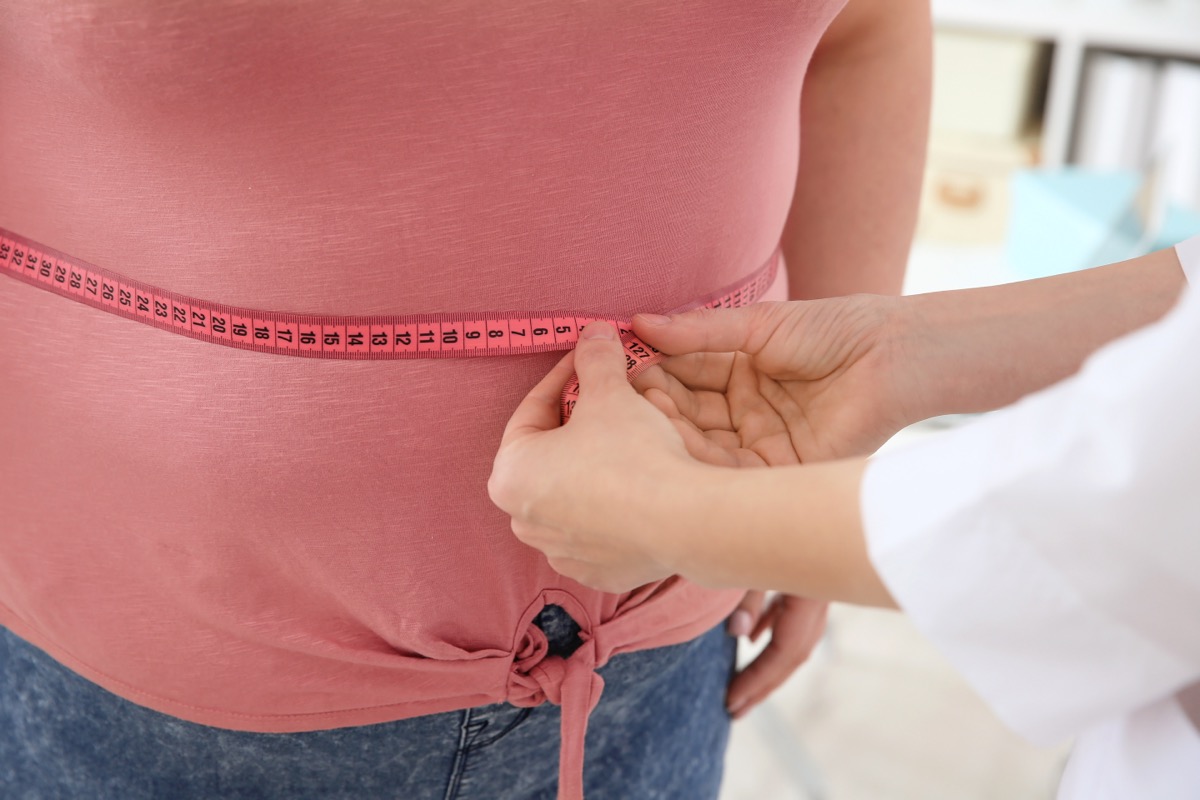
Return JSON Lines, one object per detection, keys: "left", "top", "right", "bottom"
{"left": 862, "top": 236, "right": 1200, "bottom": 799}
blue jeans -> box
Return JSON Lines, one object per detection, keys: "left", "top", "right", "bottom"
{"left": 0, "top": 605, "right": 736, "bottom": 799}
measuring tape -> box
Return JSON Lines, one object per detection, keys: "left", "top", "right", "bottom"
{"left": 0, "top": 228, "right": 777, "bottom": 422}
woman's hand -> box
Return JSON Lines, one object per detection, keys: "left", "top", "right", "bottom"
{"left": 724, "top": 591, "right": 829, "bottom": 719}
{"left": 488, "top": 322, "right": 700, "bottom": 594}
{"left": 489, "top": 325, "right": 832, "bottom": 719}
{"left": 490, "top": 298, "right": 905, "bottom": 717}
{"left": 631, "top": 295, "right": 912, "bottom": 717}
{"left": 630, "top": 295, "right": 914, "bottom": 466}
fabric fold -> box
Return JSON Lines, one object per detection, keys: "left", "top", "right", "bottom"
{"left": 505, "top": 594, "right": 606, "bottom": 800}
{"left": 554, "top": 637, "right": 604, "bottom": 800}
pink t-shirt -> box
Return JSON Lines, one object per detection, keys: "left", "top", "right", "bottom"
{"left": 0, "top": 1, "right": 843, "bottom": 794}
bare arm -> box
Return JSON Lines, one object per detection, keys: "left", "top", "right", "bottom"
{"left": 645, "top": 246, "right": 1189, "bottom": 606}
{"left": 677, "top": 458, "right": 885, "bottom": 605}
{"left": 895, "top": 246, "right": 1187, "bottom": 423}
{"left": 668, "top": 247, "right": 1190, "bottom": 606}
{"left": 781, "top": 0, "right": 931, "bottom": 299}
{"left": 490, "top": 245, "right": 1192, "bottom": 608}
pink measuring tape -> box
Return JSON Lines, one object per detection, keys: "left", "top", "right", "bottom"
{"left": 0, "top": 228, "right": 778, "bottom": 422}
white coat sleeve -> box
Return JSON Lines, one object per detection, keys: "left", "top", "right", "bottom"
{"left": 1179, "top": 235, "right": 1200, "bottom": 284}
{"left": 861, "top": 237, "right": 1200, "bottom": 745}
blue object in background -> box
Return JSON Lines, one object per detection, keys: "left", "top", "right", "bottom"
{"left": 1006, "top": 169, "right": 1142, "bottom": 279}
{"left": 1157, "top": 204, "right": 1200, "bottom": 251}
{"left": 1006, "top": 168, "right": 1200, "bottom": 280}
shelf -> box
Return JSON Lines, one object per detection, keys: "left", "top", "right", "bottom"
{"left": 933, "top": 0, "right": 1200, "bottom": 59}
{"left": 931, "top": 0, "right": 1200, "bottom": 166}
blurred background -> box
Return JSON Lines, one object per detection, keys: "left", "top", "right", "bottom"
{"left": 721, "top": 0, "right": 1200, "bottom": 797}
{"left": 912, "top": 0, "right": 1200, "bottom": 294}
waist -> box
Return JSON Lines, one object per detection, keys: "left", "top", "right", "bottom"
{"left": 0, "top": 232, "right": 756, "bottom": 800}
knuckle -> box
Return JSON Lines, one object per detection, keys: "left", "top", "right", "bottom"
{"left": 486, "top": 466, "right": 516, "bottom": 511}
{"left": 486, "top": 472, "right": 506, "bottom": 507}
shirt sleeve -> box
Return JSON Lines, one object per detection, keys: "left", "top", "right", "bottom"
{"left": 1179, "top": 235, "right": 1200, "bottom": 284}
{"left": 861, "top": 276, "right": 1200, "bottom": 746}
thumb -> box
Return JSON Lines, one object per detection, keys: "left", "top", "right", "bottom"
{"left": 573, "top": 322, "right": 637, "bottom": 402}
{"left": 632, "top": 303, "right": 781, "bottom": 356}
{"left": 728, "top": 590, "right": 767, "bottom": 638}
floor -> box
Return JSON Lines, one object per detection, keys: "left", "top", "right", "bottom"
{"left": 718, "top": 604, "right": 1071, "bottom": 800}
{"left": 718, "top": 243, "right": 1073, "bottom": 800}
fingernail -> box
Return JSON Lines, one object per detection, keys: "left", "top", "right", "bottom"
{"left": 636, "top": 313, "right": 671, "bottom": 326}
{"left": 727, "top": 698, "right": 746, "bottom": 716}
{"left": 728, "top": 609, "right": 753, "bottom": 637}
{"left": 582, "top": 322, "right": 615, "bottom": 340}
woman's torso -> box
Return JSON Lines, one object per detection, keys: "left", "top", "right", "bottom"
{"left": 0, "top": 0, "right": 842, "bottom": 727}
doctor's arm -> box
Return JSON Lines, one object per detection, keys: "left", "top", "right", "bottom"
{"left": 492, "top": 242, "right": 1189, "bottom": 595}
{"left": 627, "top": 242, "right": 1189, "bottom": 470}
{"left": 492, "top": 237, "right": 1200, "bottom": 738}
